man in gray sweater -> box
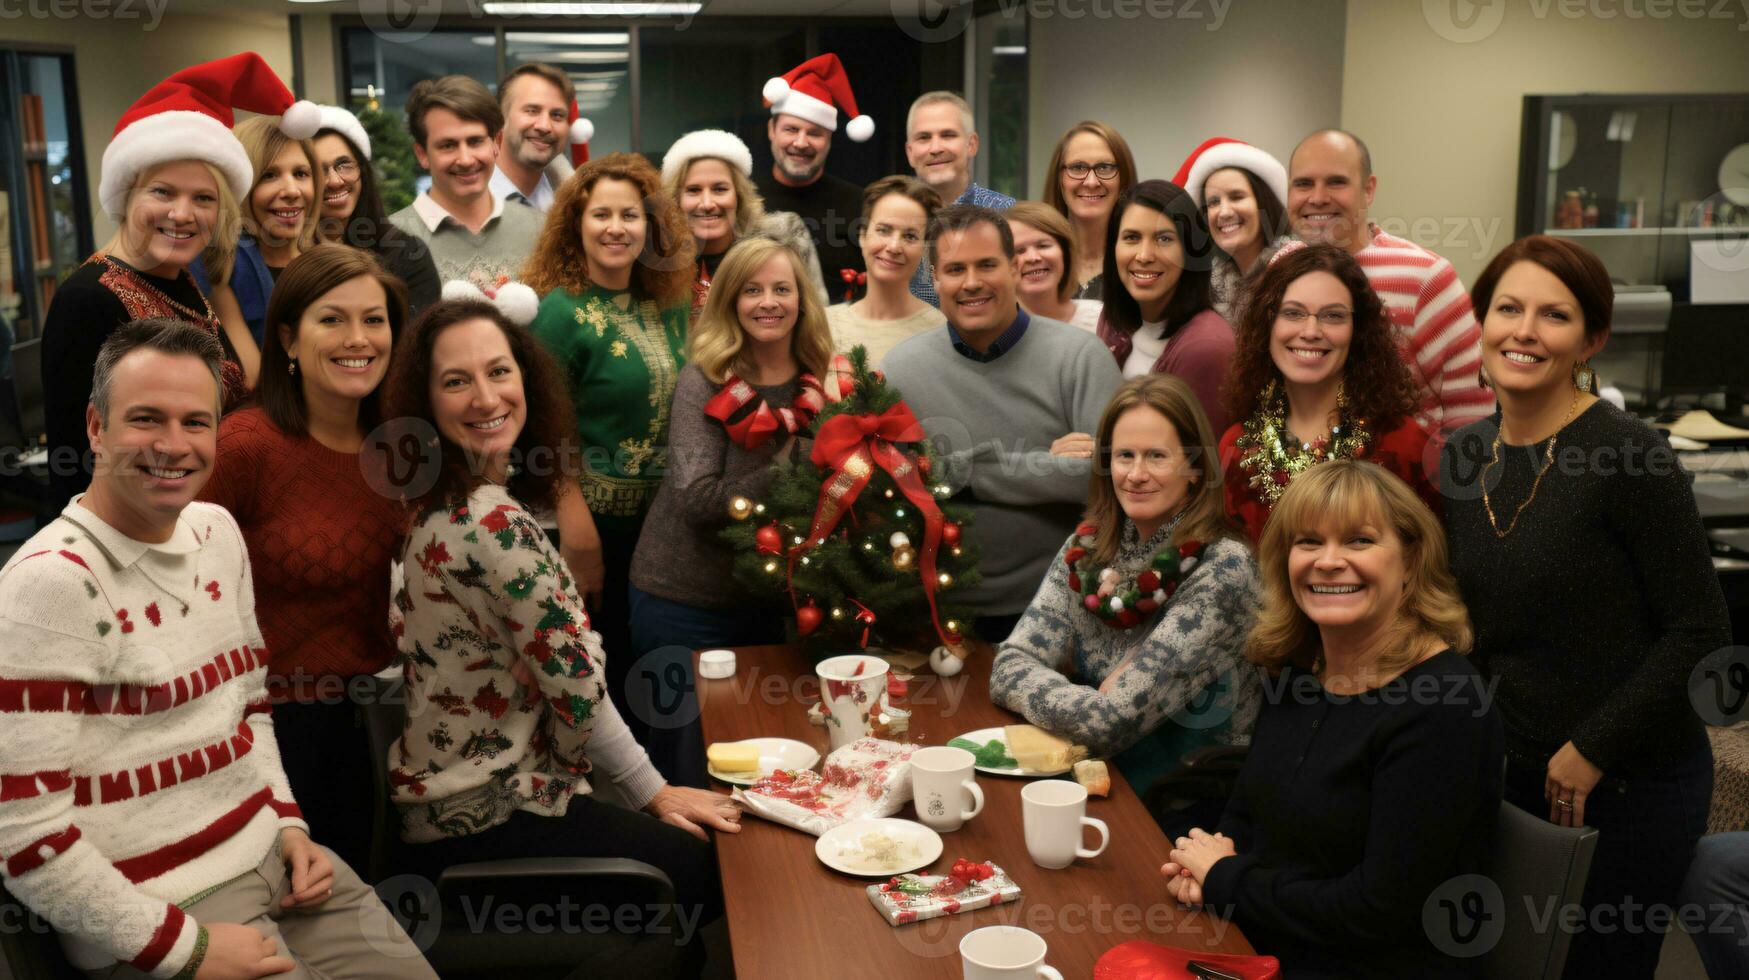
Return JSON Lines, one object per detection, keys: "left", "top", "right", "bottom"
{"left": 883, "top": 204, "right": 1121, "bottom": 641}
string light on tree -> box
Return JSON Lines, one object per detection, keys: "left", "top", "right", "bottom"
{"left": 728, "top": 496, "right": 754, "bottom": 521}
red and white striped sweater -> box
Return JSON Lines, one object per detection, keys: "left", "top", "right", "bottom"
{"left": 0, "top": 501, "right": 305, "bottom": 978}
{"left": 1276, "top": 224, "right": 1494, "bottom": 436}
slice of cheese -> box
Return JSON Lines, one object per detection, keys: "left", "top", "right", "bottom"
{"left": 1004, "top": 725, "right": 1073, "bottom": 772}
{"left": 707, "top": 742, "right": 759, "bottom": 774}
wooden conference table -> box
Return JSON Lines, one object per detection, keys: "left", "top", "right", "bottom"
{"left": 696, "top": 643, "right": 1254, "bottom": 977}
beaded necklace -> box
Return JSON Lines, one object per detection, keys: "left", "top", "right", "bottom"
{"left": 1235, "top": 381, "right": 1370, "bottom": 507}
{"left": 1063, "top": 513, "right": 1205, "bottom": 631}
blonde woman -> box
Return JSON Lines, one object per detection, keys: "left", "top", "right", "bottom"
{"left": 661, "top": 128, "right": 826, "bottom": 312}
{"left": 1164, "top": 461, "right": 1503, "bottom": 980}
{"left": 1008, "top": 200, "right": 1102, "bottom": 331}
{"left": 990, "top": 374, "right": 1259, "bottom": 809}
{"left": 627, "top": 236, "right": 848, "bottom": 785}
{"left": 195, "top": 115, "right": 324, "bottom": 381}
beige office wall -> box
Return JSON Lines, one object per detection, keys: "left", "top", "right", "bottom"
{"left": 1343, "top": 0, "right": 1749, "bottom": 284}
{"left": 4, "top": 7, "right": 296, "bottom": 242}
{"left": 1027, "top": 0, "right": 1347, "bottom": 201}
{"left": 298, "top": 12, "right": 338, "bottom": 106}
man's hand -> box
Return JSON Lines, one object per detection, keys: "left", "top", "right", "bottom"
{"left": 644, "top": 785, "right": 743, "bottom": 841}
{"left": 279, "top": 829, "right": 334, "bottom": 909}
{"left": 195, "top": 922, "right": 293, "bottom": 979}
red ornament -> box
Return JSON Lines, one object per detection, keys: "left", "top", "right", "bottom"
{"left": 796, "top": 600, "right": 823, "bottom": 636}
{"left": 918, "top": 455, "right": 932, "bottom": 476}
{"left": 942, "top": 521, "right": 961, "bottom": 547}
{"left": 755, "top": 523, "right": 784, "bottom": 555}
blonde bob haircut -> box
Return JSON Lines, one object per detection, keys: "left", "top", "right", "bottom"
{"left": 1082, "top": 373, "right": 1237, "bottom": 565}
{"left": 663, "top": 155, "right": 768, "bottom": 243}
{"left": 688, "top": 236, "right": 833, "bottom": 385}
{"left": 234, "top": 116, "right": 321, "bottom": 254}
{"left": 1005, "top": 201, "right": 1078, "bottom": 304}
{"left": 102, "top": 159, "right": 242, "bottom": 284}
{"left": 1248, "top": 460, "right": 1472, "bottom": 676}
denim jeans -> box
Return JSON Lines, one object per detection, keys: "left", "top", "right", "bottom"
{"left": 626, "top": 585, "right": 784, "bottom": 788}
{"left": 1681, "top": 831, "right": 1749, "bottom": 979}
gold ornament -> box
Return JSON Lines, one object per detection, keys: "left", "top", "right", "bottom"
{"left": 892, "top": 544, "right": 917, "bottom": 570}
{"left": 728, "top": 496, "right": 753, "bottom": 520}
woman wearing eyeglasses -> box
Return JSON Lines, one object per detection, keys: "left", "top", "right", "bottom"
{"left": 308, "top": 104, "right": 442, "bottom": 317}
{"left": 1043, "top": 121, "right": 1137, "bottom": 300}
{"left": 1219, "top": 244, "right": 1437, "bottom": 543}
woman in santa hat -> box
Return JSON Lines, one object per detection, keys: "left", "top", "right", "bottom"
{"left": 40, "top": 52, "right": 320, "bottom": 516}
{"left": 1174, "top": 137, "right": 1292, "bottom": 323}
{"left": 660, "top": 128, "right": 827, "bottom": 315}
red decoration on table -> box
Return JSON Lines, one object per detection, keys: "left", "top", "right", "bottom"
{"left": 755, "top": 523, "right": 784, "bottom": 555}
{"left": 1093, "top": 940, "right": 1281, "bottom": 979}
{"left": 789, "top": 402, "right": 956, "bottom": 648}
{"left": 796, "top": 599, "right": 823, "bottom": 636}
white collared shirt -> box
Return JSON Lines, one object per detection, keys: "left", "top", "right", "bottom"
{"left": 489, "top": 165, "right": 555, "bottom": 213}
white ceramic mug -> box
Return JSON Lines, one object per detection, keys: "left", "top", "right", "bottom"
{"left": 1021, "top": 780, "right": 1109, "bottom": 869}
{"left": 960, "top": 926, "right": 1064, "bottom": 980}
{"left": 910, "top": 745, "right": 985, "bottom": 832}
{"left": 815, "top": 654, "right": 889, "bottom": 750}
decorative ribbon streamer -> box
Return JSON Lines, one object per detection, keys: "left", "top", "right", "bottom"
{"left": 703, "top": 354, "right": 855, "bottom": 451}
{"left": 787, "top": 402, "right": 953, "bottom": 647}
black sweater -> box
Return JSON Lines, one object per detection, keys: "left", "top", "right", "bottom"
{"left": 1206, "top": 650, "right": 1503, "bottom": 980}
{"left": 753, "top": 168, "right": 865, "bottom": 290}
{"left": 1442, "top": 401, "right": 1730, "bottom": 777}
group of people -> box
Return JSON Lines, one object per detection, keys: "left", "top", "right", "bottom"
{"left": 0, "top": 46, "right": 1737, "bottom": 980}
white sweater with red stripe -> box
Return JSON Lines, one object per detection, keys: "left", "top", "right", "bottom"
{"left": 0, "top": 501, "right": 305, "bottom": 978}
{"left": 1276, "top": 224, "right": 1494, "bottom": 435}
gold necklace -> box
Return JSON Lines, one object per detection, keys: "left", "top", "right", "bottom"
{"left": 1480, "top": 387, "right": 1582, "bottom": 538}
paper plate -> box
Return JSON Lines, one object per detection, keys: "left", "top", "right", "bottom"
{"left": 816, "top": 818, "right": 943, "bottom": 877}
{"left": 706, "top": 737, "right": 821, "bottom": 786}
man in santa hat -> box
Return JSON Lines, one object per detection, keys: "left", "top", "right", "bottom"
{"left": 491, "top": 62, "right": 590, "bottom": 213}
{"left": 754, "top": 53, "right": 872, "bottom": 293}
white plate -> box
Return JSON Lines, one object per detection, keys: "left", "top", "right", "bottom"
{"left": 815, "top": 818, "right": 943, "bottom": 877}
{"left": 706, "top": 737, "right": 821, "bottom": 786}
{"left": 952, "top": 727, "right": 1071, "bottom": 778}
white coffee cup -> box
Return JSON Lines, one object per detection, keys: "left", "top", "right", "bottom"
{"left": 815, "top": 654, "right": 889, "bottom": 750}
{"left": 1021, "top": 780, "right": 1109, "bottom": 869}
{"left": 910, "top": 745, "right": 985, "bottom": 832}
{"left": 960, "top": 925, "right": 1064, "bottom": 980}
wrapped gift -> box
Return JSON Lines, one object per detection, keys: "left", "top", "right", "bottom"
{"left": 1093, "top": 940, "right": 1282, "bottom": 979}
{"left": 733, "top": 737, "right": 918, "bottom": 835}
{"left": 866, "top": 860, "right": 1021, "bottom": 926}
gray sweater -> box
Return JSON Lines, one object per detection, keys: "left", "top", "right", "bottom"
{"left": 629, "top": 364, "right": 802, "bottom": 609}
{"left": 990, "top": 527, "right": 1261, "bottom": 776}
{"left": 882, "top": 315, "right": 1121, "bottom": 615}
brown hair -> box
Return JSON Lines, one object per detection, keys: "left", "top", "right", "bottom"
{"left": 1223, "top": 244, "right": 1418, "bottom": 433}
{"left": 406, "top": 75, "right": 505, "bottom": 146}
{"left": 927, "top": 202, "right": 1014, "bottom": 269}
{"left": 379, "top": 298, "right": 577, "bottom": 516}
{"left": 522, "top": 152, "right": 695, "bottom": 308}
{"left": 499, "top": 62, "right": 575, "bottom": 112}
{"left": 234, "top": 116, "right": 321, "bottom": 253}
{"left": 260, "top": 243, "right": 409, "bottom": 436}
{"left": 1005, "top": 201, "right": 1078, "bottom": 303}
{"left": 1247, "top": 460, "right": 1471, "bottom": 675}
{"left": 859, "top": 174, "right": 943, "bottom": 227}
{"left": 1471, "top": 234, "right": 1613, "bottom": 342}
{"left": 1084, "top": 374, "right": 1238, "bottom": 565}
{"left": 1042, "top": 121, "right": 1138, "bottom": 219}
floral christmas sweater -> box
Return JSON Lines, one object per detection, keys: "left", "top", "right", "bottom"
{"left": 390, "top": 484, "right": 664, "bottom": 843}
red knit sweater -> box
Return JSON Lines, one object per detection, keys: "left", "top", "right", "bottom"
{"left": 1219, "top": 417, "right": 1441, "bottom": 545}
{"left": 199, "top": 408, "right": 406, "bottom": 695}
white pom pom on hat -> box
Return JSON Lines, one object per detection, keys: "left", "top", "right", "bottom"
{"left": 279, "top": 100, "right": 322, "bottom": 140}
{"left": 441, "top": 279, "right": 539, "bottom": 327}
{"left": 844, "top": 114, "right": 874, "bottom": 143}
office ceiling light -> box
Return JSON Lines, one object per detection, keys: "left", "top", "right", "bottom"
{"left": 482, "top": 31, "right": 632, "bottom": 44}
{"left": 482, "top": 2, "right": 702, "bottom": 14}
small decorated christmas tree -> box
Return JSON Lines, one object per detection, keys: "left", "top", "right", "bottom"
{"left": 357, "top": 102, "right": 419, "bottom": 214}
{"left": 721, "top": 347, "right": 981, "bottom": 655}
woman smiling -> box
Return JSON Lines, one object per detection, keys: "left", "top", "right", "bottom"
{"left": 1042, "top": 121, "right": 1137, "bottom": 300}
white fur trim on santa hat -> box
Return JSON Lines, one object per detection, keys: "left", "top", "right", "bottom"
{"left": 1181, "top": 142, "right": 1288, "bottom": 208}
{"left": 99, "top": 109, "right": 251, "bottom": 221}
{"left": 769, "top": 86, "right": 838, "bottom": 133}
{"left": 314, "top": 104, "right": 371, "bottom": 160}
{"left": 661, "top": 129, "right": 754, "bottom": 185}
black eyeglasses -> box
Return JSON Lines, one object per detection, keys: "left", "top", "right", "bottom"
{"left": 1277, "top": 308, "right": 1353, "bottom": 326}
{"left": 1063, "top": 162, "right": 1119, "bottom": 181}
{"left": 322, "top": 159, "right": 360, "bottom": 179}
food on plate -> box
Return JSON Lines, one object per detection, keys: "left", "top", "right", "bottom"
{"left": 707, "top": 741, "right": 760, "bottom": 775}
{"left": 947, "top": 736, "right": 1016, "bottom": 770}
{"left": 1003, "top": 724, "right": 1085, "bottom": 772}
{"left": 1073, "top": 759, "right": 1110, "bottom": 797}
{"left": 834, "top": 829, "right": 921, "bottom": 874}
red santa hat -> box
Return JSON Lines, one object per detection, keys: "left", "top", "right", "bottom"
{"left": 660, "top": 129, "right": 753, "bottom": 186}
{"left": 569, "top": 98, "right": 592, "bottom": 167}
{"left": 313, "top": 104, "right": 371, "bottom": 159}
{"left": 100, "top": 52, "right": 319, "bottom": 221}
{"left": 1172, "top": 137, "right": 1288, "bottom": 207}
{"left": 762, "top": 54, "right": 873, "bottom": 143}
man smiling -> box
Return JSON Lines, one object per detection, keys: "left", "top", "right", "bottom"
{"left": 490, "top": 62, "right": 580, "bottom": 213}
{"left": 904, "top": 91, "right": 1015, "bottom": 308}
{"left": 389, "top": 75, "right": 542, "bottom": 290}
{"left": 883, "top": 205, "right": 1120, "bottom": 642}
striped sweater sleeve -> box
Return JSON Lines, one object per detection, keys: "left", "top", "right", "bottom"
{"left": 0, "top": 563, "right": 199, "bottom": 978}
{"left": 1400, "top": 251, "right": 1491, "bottom": 436}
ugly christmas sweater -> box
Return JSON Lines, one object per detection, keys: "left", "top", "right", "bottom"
{"left": 0, "top": 501, "right": 307, "bottom": 978}
{"left": 391, "top": 483, "right": 666, "bottom": 843}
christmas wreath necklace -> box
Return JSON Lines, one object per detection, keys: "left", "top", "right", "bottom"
{"left": 1063, "top": 512, "right": 1206, "bottom": 630}
{"left": 1236, "top": 380, "right": 1371, "bottom": 508}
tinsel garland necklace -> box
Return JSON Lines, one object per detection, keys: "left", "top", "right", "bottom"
{"left": 1063, "top": 512, "right": 1206, "bottom": 631}
{"left": 1236, "top": 380, "right": 1370, "bottom": 507}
